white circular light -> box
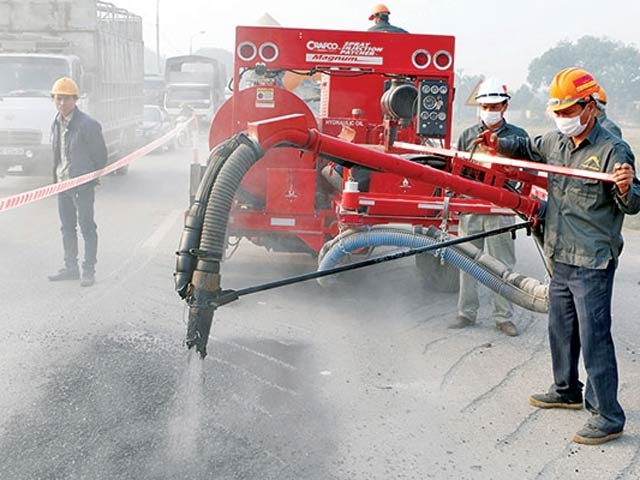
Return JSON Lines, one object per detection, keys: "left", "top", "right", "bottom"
{"left": 259, "top": 42, "right": 279, "bottom": 63}
{"left": 411, "top": 49, "right": 431, "bottom": 70}
{"left": 237, "top": 41, "right": 257, "bottom": 62}
{"left": 433, "top": 50, "right": 453, "bottom": 71}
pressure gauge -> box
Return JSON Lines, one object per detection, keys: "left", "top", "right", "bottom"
{"left": 422, "top": 95, "right": 437, "bottom": 110}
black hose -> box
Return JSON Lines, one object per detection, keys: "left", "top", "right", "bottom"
{"left": 199, "top": 142, "right": 263, "bottom": 266}
{"left": 174, "top": 134, "right": 255, "bottom": 298}
{"left": 184, "top": 138, "right": 264, "bottom": 357}
{"left": 174, "top": 139, "right": 234, "bottom": 297}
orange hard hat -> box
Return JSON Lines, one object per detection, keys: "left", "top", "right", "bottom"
{"left": 51, "top": 77, "right": 79, "bottom": 97}
{"left": 595, "top": 85, "right": 608, "bottom": 105}
{"left": 369, "top": 3, "right": 390, "bottom": 20}
{"left": 547, "top": 67, "right": 599, "bottom": 112}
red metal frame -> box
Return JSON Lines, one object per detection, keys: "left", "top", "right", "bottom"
{"left": 208, "top": 25, "right": 540, "bottom": 255}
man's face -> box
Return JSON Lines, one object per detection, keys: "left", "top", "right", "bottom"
{"left": 553, "top": 100, "right": 595, "bottom": 121}
{"left": 53, "top": 94, "right": 77, "bottom": 117}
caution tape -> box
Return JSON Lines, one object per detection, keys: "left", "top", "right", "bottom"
{"left": 0, "top": 118, "right": 193, "bottom": 213}
{"left": 393, "top": 142, "right": 615, "bottom": 183}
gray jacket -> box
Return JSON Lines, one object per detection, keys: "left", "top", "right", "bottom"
{"left": 51, "top": 107, "right": 108, "bottom": 183}
{"left": 599, "top": 111, "right": 623, "bottom": 138}
{"left": 368, "top": 19, "right": 408, "bottom": 33}
{"left": 457, "top": 119, "right": 529, "bottom": 152}
{"left": 498, "top": 120, "right": 640, "bottom": 269}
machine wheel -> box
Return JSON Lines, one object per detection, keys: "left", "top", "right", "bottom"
{"left": 415, "top": 252, "right": 459, "bottom": 293}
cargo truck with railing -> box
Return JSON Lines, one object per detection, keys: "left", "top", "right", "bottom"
{"left": 0, "top": 0, "right": 143, "bottom": 176}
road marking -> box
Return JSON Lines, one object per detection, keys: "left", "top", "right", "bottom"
{"left": 212, "top": 338, "right": 297, "bottom": 370}
{"left": 142, "top": 209, "right": 182, "bottom": 249}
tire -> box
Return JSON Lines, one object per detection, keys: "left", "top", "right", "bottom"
{"left": 415, "top": 252, "right": 460, "bottom": 293}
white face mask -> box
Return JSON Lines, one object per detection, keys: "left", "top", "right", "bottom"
{"left": 479, "top": 109, "right": 503, "bottom": 127}
{"left": 554, "top": 114, "right": 588, "bottom": 137}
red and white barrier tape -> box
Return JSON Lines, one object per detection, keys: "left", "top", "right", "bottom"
{"left": 393, "top": 142, "right": 615, "bottom": 183}
{"left": 0, "top": 118, "right": 193, "bottom": 213}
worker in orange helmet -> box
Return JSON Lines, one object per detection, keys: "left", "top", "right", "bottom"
{"left": 367, "top": 4, "right": 408, "bottom": 33}
{"left": 476, "top": 67, "right": 640, "bottom": 445}
{"left": 594, "top": 86, "right": 623, "bottom": 138}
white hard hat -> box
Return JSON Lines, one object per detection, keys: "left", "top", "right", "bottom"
{"left": 475, "top": 78, "right": 511, "bottom": 104}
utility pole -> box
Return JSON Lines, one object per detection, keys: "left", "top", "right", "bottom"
{"left": 156, "top": 0, "right": 161, "bottom": 73}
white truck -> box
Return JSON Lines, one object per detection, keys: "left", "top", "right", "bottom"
{"left": 0, "top": 0, "right": 144, "bottom": 176}
{"left": 163, "top": 54, "right": 226, "bottom": 126}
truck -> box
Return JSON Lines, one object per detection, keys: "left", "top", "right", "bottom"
{"left": 163, "top": 54, "right": 226, "bottom": 126}
{"left": 143, "top": 73, "right": 166, "bottom": 107}
{"left": 0, "top": 0, "right": 144, "bottom": 176}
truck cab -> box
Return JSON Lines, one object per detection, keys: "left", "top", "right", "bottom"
{"left": 0, "top": 50, "right": 83, "bottom": 175}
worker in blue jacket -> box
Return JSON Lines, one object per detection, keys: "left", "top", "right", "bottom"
{"left": 48, "top": 77, "right": 108, "bottom": 287}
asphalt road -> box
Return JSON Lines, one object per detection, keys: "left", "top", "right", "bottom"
{"left": 1, "top": 142, "right": 639, "bottom": 479}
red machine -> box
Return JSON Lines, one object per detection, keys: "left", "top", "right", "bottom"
{"left": 179, "top": 25, "right": 555, "bottom": 357}
{"left": 208, "top": 26, "right": 480, "bottom": 254}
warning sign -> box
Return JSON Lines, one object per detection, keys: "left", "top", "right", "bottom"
{"left": 465, "top": 78, "right": 484, "bottom": 106}
{"left": 256, "top": 87, "right": 275, "bottom": 108}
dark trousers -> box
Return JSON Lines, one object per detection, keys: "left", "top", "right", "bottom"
{"left": 57, "top": 184, "right": 97, "bottom": 273}
{"left": 548, "top": 260, "right": 625, "bottom": 433}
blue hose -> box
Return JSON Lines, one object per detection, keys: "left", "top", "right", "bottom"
{"left": 318, "top": 228, "right": 548, "bottom": 313}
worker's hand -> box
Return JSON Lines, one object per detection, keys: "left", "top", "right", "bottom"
{"left": 472, "top": 130, "right": 498, "bottom": 155}
{"left": 612, "top": 162, "right": 634, "bottom": 196}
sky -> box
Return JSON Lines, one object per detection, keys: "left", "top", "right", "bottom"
{"left": 116, "top": 0, "right": 640, "bottom": 89}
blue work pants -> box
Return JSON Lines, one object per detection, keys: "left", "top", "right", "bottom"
{"left": 548, "top": 260, "right": 625, "bottom": 433}
{"left": 57, "top": 184, "right": 97, "bottom": 274}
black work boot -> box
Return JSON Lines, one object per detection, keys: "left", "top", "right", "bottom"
{"left": 48, "top": 267, "right": 80, "bottom": 282}
{"left": 80, "top": 271, "right": 95, "bottom": 288}
{"left": 529, "top": 391, "right": 583, "bottom": 410}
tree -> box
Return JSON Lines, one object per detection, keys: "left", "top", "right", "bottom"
{"left": 527, "top": 36, "right": 640, "bottom": 121}
{"left": 509, "top": 84, "right": 549, "bottom": 126}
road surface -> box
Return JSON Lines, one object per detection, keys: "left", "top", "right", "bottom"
{"left": 1, "top": 141, "right": 639, "bottom": 479}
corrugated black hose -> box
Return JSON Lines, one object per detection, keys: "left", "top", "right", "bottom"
{"left": 184, "top": 139, "right": 264, "bottom": 357}
{"left": 174, "top": 134, "right": 254, "bottom": 298}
